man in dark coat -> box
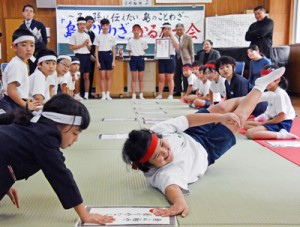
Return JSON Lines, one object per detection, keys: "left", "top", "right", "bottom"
{"left": 245, "top": 6, "right": 274, "bottom": 58}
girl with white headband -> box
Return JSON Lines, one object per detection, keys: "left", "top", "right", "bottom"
{"left": 48, "top": 55, "right": 72, "bottom": 97}
{"left": 29, "top": 49, "right": 57, "bottom": 103}
{"left": 0, "top": 28, "right": 40, "bottom": 112}
{"left": 0, "top": 94, "right": 115, "bottom": 225}
{"left": 122, "top": 68, "right": 285, "bottom": 218}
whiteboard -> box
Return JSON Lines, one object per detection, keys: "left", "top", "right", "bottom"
{"left": 205, "top": 14, "right": 257, "bottom": 48}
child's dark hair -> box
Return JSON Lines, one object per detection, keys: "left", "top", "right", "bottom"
{"left": 23, "top": 4, "right": 35, "bottom": 12}
{"left": 71, "top": 56, "right": 80, "bottom": 63}
{"left": 192, "top": 61, "right": 201, "bottom": 68}
{"left": 12, "top": 28, "right": 34, "bottom": 43}
{"left": 36, "top": 49, "right": 57, "bottom": 64}
{"left": 215, "top": 56, "right": 236, "bottom": 73}
{"left": 263, "top": 65, "right": 289, "bottom": 90}
{"left": 248, "top": 45, "right": 265, "bottom": 57}
{"left": 100, "top": 18, "right": 110, "bottom": 26}
{"left": 0, "top": 94, "right": 90, "bottom": 130}
{"left": 41, "top": 94, "right": 90, "bottom": 130}
{"left": 77, "top": 17, "right": 86, "bottom": 23}
{"left": 122, "top": 129, "right": 161, "bottom": 172}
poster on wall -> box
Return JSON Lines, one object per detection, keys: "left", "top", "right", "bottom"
{"left": 56, "top": 5, "right": 204, "bottom": 54}
{"left": 205, "top": 14, "right": 257, "bottom": 47}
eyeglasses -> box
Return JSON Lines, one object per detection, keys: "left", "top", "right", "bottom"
{"left": 59, "top": 62, "right": 70, "bottom": 69}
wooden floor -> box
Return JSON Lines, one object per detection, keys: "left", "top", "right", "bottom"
{"left": 291, "top": 95, "right": 300, "bottom": 116}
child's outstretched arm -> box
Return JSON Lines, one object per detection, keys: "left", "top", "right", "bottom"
{"left": 74, "top": 203, "right": 115, "bottom": 225}
{"left": 152, "top": 184, "right": 189, "bottom": 217}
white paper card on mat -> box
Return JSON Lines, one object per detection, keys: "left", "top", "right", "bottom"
{"left": 98, "top": 134, "right": 128, "bottom": 140}
{"left": 266, "top": 141, "right": 300, "bottom": 148}
{"left": 75, "top": 206, "right": 177, "bottom": 226}
{"left": 136, "top": 111, "right": 167, "bottom": 115}
{"left": 102, "top": 118, "right": 137, "bottom": 122}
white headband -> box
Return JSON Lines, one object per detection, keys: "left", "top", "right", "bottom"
{"left": 38, "top": 55, "right": 57, "bottom": 64}
{"left": 161, "top": 24, "right": 172, "bottom": 29}
{"left": 31, "top": 111, "right": 82, "bottom": 126}
{"left": 77, "top": 20, "right": 86, "bottom": 24}
{"left": 72, "top": 60, "right": 80, "bottom": 64}
{"left": 13, "top": 35, "right": 35, "bottom": 44}
{"left": 57, "top": 55, "right": 72, "bottom": 61}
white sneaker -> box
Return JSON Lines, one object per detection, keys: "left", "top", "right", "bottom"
{"left": 139, "top": 93, "right": 144, "bottom": 99}
{"left": 74, "top": 94, "right": 83, "bottom": 100}
{"left": 167, "top": 95, "right": 173, "bottom": 99}
{"left": 101, "top": 94, "right": 106, "bottom": 100}
{"left": 132, "top": 93, "right": 136, "bottom": 100}
{"left": 156, "top": 94, "right": 162, "bottom": 99}
{"left": 106, "top": 95, "right": 113, "bottom": 100}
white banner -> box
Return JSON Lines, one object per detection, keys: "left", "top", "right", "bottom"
{"left": 56, "top": 5, "right": 205, "bottom": 45}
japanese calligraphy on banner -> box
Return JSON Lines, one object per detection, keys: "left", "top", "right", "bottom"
{"left": 56, "top": 5, "right": 205, "bottom": 45}
{"left": 205, "top": 14, "right": 256, "bottom": 48}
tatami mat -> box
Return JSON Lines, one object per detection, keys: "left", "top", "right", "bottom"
{"left": 1, "top": 99, "right": 300, "bottom": 226}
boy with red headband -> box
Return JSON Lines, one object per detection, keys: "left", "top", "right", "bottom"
{"left": 122, "top": 67, "right": 285, "bottom": 218}
{"left": 182, "top": 64, "right": 198, "bottom": 99}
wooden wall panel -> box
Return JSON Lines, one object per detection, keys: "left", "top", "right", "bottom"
{"left": 286, "top": 44, "right": 300, "bottom": 95}
{"left": 269, "top": 0, "right": 291, "bottom": 45}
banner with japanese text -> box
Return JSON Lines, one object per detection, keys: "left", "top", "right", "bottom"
{"left": 56, "top": 5, "right": 205, "bottom": 46}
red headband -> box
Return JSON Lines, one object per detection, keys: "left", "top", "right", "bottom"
{"left": 260, "top": 69, "right": 273, "bottom": 76}
{"left": 204, "top": 63, "right": 215, "bottom": 69}
{"left": 193, "top": 66, "right": 200, "bottom": 69}
{"left": 182, "top": 66, "right": 192, "bottom": 71}
{"left": 139, "top": 134, "right": 158, "bottom": 164}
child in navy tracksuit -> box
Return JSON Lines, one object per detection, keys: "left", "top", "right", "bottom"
{"left": 0, "top": 94, "right": 114, "bottom": 225}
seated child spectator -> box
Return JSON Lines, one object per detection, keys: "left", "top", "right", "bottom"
{"left": 122, "top": 67, "right": 286, "bottom": 218}
{"left": 0, "top": 94, "right": 114, "bottom": 225}
{"left": 182, "top": 64, "right": 198, "bottom": 99}
{"left": 244, "top": 65, "right": 297, "bottom": 140}
{"left": 203, "top": 62, "right": 225, "bottom": 107}
{"left": 67, "top": 57, "right": 81, "bottom": 100}
{"left": 216, "top": 56, "right": 266, "bottom": 116}
{"left": 29, "top": 49, "right": 57, "bottom": 103}
{"left": 48, "top": 55, "right": 71, "bottom": 97}
{"left": 0, "top": 29, "right": 40, "bottom": 112}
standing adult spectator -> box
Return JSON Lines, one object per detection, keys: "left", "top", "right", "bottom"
{"left": 245, "top": 6, "right": 274, "bottom": 58}
{"left": 19, "top": 4, "right": 47, "bottom": 74}
{"left": 173, "top": 23, "right": 194, "bottom": 96}
{"left": 85, "top": 16, "right": 96, "bottom": 98}
{"left": 196, "top": 39, "right": 220, "bottom": 66}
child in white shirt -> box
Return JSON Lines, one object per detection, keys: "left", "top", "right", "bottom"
{"left": 0, "top": 28, "right": 40, "bottom": 112}
{"left": 122, "top": 67, "right": 286, "bottom": 218}
{"left": 29, "top": 49, "right": 57, "bottom": 103}
{"left": 126, "top": 24, "right": 148, "bottom": 100}
{"left": 182, "top": 64, "right": 198, "bottom": 101}
{"left": 244, "top": 65, "right": 297, "bottom": 140}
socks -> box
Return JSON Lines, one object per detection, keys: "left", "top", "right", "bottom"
{"left": 84, "top": 92, "right": 89, "bottom": 99}
{"left": 254, "top": 67, "right": 285, "bottom": 93}
{"left": 277, "top": 129, "right": 299, "bottom": 139}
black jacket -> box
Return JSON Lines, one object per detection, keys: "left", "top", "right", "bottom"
{"left": 245, "top": 16, "right": 274, "bottom": 58}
